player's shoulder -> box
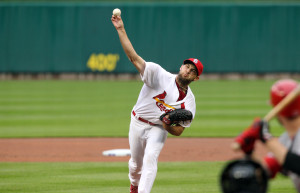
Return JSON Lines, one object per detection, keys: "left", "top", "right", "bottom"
{"left": 295, "top": 129, "right": 300, "bottom": 142}
{"left": 145, "top": 61, "right": 160, "bottom": 68}
{"left": 145, "top": 61, "right": 172, "bottom": 76}
{"left": 145, "top": 61, "right": 164, "bottom": 70}
{"left": 279, "top": 132, "right": 291, "bottom": 145}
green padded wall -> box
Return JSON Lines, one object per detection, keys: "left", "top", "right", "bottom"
{"left": 1, "top": 3, "right": 299, "bottom": 73}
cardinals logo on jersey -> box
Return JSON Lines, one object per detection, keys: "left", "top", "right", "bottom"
{"left": 153, "top": 91, "right": 185, "bottom": 113}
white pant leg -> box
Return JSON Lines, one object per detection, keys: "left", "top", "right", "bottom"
{"left": 138, "top": 124, "right": 168, "bottom": 193}
{"left": 128, "top": 116, "right": 147, "bottom": 186}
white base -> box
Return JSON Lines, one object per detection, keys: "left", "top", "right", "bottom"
{"left": 102, "top": 149, "right": 131, "bottom": 157}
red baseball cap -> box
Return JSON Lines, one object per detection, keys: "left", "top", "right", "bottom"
{"left": 183, "top": 58, "right": 203, "bottom": 76}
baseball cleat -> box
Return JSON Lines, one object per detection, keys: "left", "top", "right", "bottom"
{"left": 130, "top": 184, "right": 138, "bottom": 193}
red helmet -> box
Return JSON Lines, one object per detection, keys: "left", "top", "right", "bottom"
{"left": 270, "top": 79, "right": 300, "bottom": 118}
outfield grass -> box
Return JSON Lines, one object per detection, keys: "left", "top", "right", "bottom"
{"left": 0, "top": 79, "right": 283, "bottom": 138}
{"left": 0, "top": 79, "right": 297, "bottom": 193}
{"left": 0, "top": 162, "right": 296, "bottom": 193}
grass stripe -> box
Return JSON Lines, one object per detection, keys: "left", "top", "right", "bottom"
{"left": 0, "top": 162, "right": 295, "bottom": 193}
{"left": 0, "top": 80, "right": 287, "bottom": 138}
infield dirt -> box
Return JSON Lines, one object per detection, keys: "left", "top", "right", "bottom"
{"left": 0, "top": 138, "right": 268, "bottom": 162}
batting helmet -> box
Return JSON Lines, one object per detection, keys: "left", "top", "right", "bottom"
{"left": 270, "top": 79, "right": 300, "bottom": 118}
{"left": 220, "top": 159, "right": 268, "bottom": 193}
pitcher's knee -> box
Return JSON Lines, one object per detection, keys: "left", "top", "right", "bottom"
{"left": 129, "top": 158, "right": 142, "bottom": 173}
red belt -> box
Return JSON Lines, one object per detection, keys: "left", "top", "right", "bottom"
{"left": 132, "top": 111, "right": 156, "bottom": 126}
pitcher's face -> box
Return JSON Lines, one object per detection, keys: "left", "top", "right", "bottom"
{"left": 178, "top": 63, "right": 199, "bottom": 83}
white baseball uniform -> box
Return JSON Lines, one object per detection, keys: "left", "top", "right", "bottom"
{"left": 278, "top": 129, "right": 300, "bottom": 192}
{"left": 267, "top": 129, "right": 300, "bottom": 192}
{"left": 128, "top": 62, "right": 196, "bottom": 193}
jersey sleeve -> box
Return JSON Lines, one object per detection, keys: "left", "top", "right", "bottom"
{"left": 283, "top": 151, "right": 300, "bottom": 176}
{"left": 281, "top": 130, "right": 300, "bottom": 176}
{"left": 141, "top": 62, "right": 170, "bottom": 88}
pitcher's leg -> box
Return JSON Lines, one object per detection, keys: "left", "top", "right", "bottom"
{"left": 128, "top": 117, "right": 147, "bottom": 186}
{"left": 138, "top": 126, "right": 168, "bottom": 193}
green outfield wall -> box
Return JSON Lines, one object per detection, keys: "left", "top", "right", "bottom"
{"left": 1, "top": 3, "right": 300, "bottom": 73}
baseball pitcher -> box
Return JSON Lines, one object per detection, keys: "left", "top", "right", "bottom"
{"left": 111, "top": 13, "right": 203, "bottom": 193}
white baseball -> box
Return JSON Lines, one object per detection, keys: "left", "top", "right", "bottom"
{"left": 113, "top": 8, "right": 121, "bottom": 16}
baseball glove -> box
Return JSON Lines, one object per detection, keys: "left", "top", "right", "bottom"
{"left": 159, "top": 109, "right": 193, "bottom": 125}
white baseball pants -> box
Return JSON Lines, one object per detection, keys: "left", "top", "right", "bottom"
{"left": 128, "top": 115, "right": 168, "bottom": 193}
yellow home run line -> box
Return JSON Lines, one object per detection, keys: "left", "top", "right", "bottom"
{"left": 154, "top": 98, "right": 176, "bottom": 110}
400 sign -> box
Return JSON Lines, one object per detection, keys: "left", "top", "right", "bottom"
{"left": 87, "top": 53, "right": 120, "bottom": 72}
